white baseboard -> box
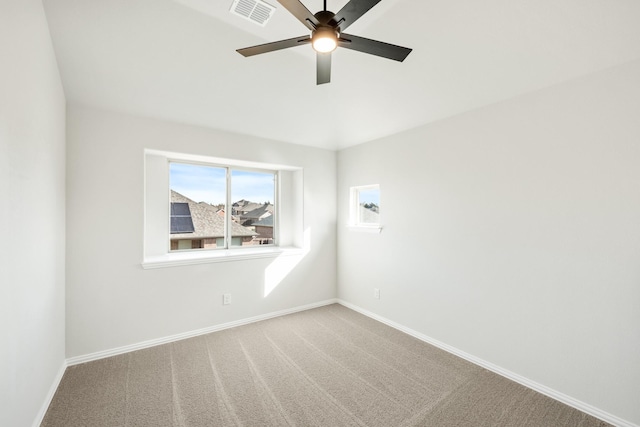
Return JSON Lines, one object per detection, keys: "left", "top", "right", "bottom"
{"left": 32, "top": 360, "right": 67, "bottom": 427}
{"left": 66, "top": 298, "right": 338, "bottom": 366}
{"left": 337, "top": 299, "right": 637, "bottom": 427}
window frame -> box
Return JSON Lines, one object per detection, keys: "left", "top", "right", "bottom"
{"left": 168, "top": 160, "right": 278, "bottom": 253}
{"left": 348, "top": 184, "right": 382, "bottom": 233}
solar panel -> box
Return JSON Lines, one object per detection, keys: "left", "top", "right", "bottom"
{"left": 171, "top": 217, "right": 195, "bottom": 234}
{"left": 171, "top": 202, "right": 191, "bottom": 216}
{"left": 170, "top": 203, "right": 195, "bottom": 233}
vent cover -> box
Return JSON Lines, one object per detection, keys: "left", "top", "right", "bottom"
{"left": 230, "top": 0, "right": 276, "bottom": 27}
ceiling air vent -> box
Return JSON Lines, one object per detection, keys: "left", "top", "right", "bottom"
{"left": 230, "top": 0, "right": 276, "bottom": 27}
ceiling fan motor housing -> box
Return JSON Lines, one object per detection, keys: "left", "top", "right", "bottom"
{"left": 314, "top": 10, "right": 339, "bottom": 28}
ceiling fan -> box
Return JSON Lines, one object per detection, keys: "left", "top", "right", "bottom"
{"left": 236, "top": 0, "right": 412, "bottom": 85}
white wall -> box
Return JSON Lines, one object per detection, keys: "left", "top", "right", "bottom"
{"left": 0, "top": 1, "right": 66, "bottom": 426}
{"left": 337, "top": 59, "right": 640, "bottom": 425}
{"left": 65, "top": 106, "right": 336, "bottom": 358}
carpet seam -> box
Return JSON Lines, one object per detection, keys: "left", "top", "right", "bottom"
{"left": 204, "top": 334, "right": 244, "bottom": 426}
{"left": 237, "top": 338, "right": 296, "bottom": 427}
{"left": 305, "top": 309, "right": 444, "bottom": 397}
{"left": 281, "top": 315, "right": 423, "bottom": 413}
{"left": 261, "top": 328, "right": 369, "bottom": 427}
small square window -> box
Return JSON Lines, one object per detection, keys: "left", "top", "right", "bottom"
{"left": 350, "top": 185, "right": 380, "bottom": 227}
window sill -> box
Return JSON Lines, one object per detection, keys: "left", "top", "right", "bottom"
{"left": 347, "top": 225, "right": 383, "bottom": 234}
{"left": 141, "top": 246, "right": 304, "bottom": 269}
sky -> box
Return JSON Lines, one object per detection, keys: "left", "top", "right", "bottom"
{"left": 170, "top": 163, "right": 275, "bottom": 205}
{"left": 359, "top": 187, "right": 380, "bottom": 205}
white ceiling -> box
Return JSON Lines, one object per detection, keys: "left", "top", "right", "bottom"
{"left": 43, "top": 0, "right": 640, "bottom": 150}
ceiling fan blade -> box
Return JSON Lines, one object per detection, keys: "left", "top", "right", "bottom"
{"left": 237, "top": 35, "right": 311, "bottom": 57}
{"left": 277, "top": 0, "right": 320, "bottom": 31}
{"left": 338, "top": 33, "right": 412, "bottom": 62}
{"left": 334, "top": 0, "right": 382, "bottom": 31}
{"left": 317, "top": 52, "right": 331, "bottom": 85}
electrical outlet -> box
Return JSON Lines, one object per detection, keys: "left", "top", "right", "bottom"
{"left": 374, "top": 288, "right": 380, "bottom": 299}
{"left": 223, "top": 293, "right": 231, "bottom": 305}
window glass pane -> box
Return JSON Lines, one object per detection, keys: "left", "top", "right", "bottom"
{"left": 231, "top": 169, "right": 275, "bottom": 247}
{"left": 357, "top": 186, "right": 380, "bottom": 225}
{"left": 169, "top": 163, "right": 227, "bottom": 251}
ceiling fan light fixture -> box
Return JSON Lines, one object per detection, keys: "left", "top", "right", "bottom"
{"left": 312, "top": 27, "right": 338, "bottom": 53}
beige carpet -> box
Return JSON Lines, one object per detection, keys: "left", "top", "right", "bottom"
{"left": 42, "top": 304, "right": 610, "bottom": 426}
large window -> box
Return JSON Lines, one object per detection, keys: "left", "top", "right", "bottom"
{"left": 143, "top": 149, "right": 303, "bottom": 268}
{"left": 169, "top": 162, "right": 276, "bottom": 251}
